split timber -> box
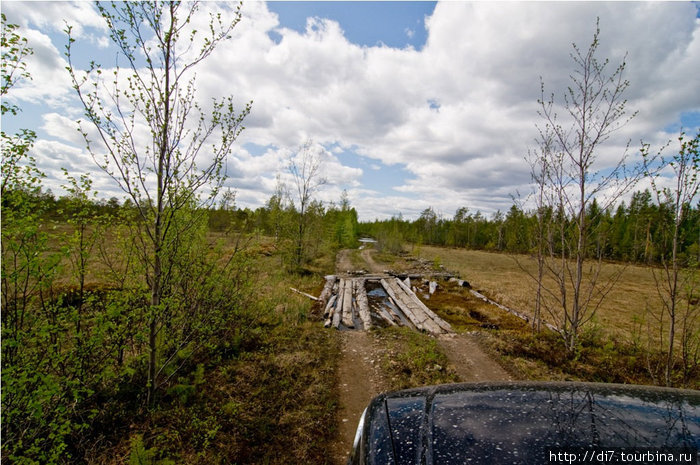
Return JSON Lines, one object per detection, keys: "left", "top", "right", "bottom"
{"left": 320, "top": 274, "right": 453, "bottom": 335}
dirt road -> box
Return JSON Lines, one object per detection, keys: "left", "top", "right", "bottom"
{"left": 331, "top": 248, "right": 511, "bottom": 464}
{"left": 360, "top": 248, "right": 384, "bottom": 273}
{"left": 330, "top": 331, "right": 389, "bottom": 464}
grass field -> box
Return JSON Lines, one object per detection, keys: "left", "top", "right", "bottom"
{"left": 410, "top": 246, "right": 699, "bottom": 388}
{"left": 419, "top": 246, "right": 691, "bottom": 343}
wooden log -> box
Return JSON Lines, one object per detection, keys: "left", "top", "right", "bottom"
{"left": 332, "top": 280, "right": 344, "bottom": 329}
{"left": 372, "top": 303, "right": 397, "bottom": 326}
{"left": 341, "top": 279, "right": 354, "bottom": 328}
{"left": 469, "top": 289, "right": 559, "bottom": 333}
{"left": 325, "top": 295, "right": 337, "bottom": 328}
{"left": 324, "top": 308, "right": 333, "bottom": 328}
{"left": 393, "top": 279, "right": 448, "bottom": 333}
{"left": 355, "top": 279, "right": 372, "bottom": 330}
{"left": 392, "top": 282, "right": 430, "bottom": 330}
{"left": 290, "top": 287, "right": 318, "bottom": 301}
{"left": 387, "top": 300, "right": 415, "bottom": 329}
{"left": 332, "top": 302, "right": 342, "bottom": 328}
{"left": 384, "top": 296, "right": 403, "bottom": 324}
{"left": 318, "top": 275, "right": 336, "bottom": 305}
{"left": 323, "top": 294, "right": 337, "bottom": 319}
{"left": 396, "top": 278, "right": 452, "bottom": 333}
{"left": 381, "top": 278, "right": 429, "bottom": 332}
{"left": 334, "top": 279, "right": 345, "bottom": 328}
{"left": 389, "top": 278, "right": 432, "bottom": 328}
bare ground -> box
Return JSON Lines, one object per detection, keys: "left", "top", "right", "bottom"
{"left": 330, "top": 331, "right": 389, "bottom": 464}
{"left": 331, "top": 248, "right": 512, "bottom": 463}
{"left": 437, "top": 333, "right": 511, "bottom": 382}
{"left": 360, "top": 248, "right": 384, "bottom": 274}
{"left": 335, "top": 249, "right": 355, "bottom": 275}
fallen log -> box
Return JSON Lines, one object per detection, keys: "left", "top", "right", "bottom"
{"left": 355, "top": 279, "right": 372, "bottom": 330}
{"left": 388, "top": 279, "right": 430, "bottom": 325}
{"left": 318, "top": 275, "right": 336, "bottom": 305}
{"left": 371, "top": 303, "right": 397, "bottom": 327}
{"left": 290, "top": 287, "right": 318, "bottom": 301}
{"left": 395, "top": 278, "right": 452, "bottom": 333}
{"left": 323, "top": 294, "right": 337, "bottom": 319}
{"left": 332, "top": 300, "right": 342, "bottom": 328}
{"left": 469, "top": 289, "right": 559, "bottom": 333}
{"left": 332, "top": 280, "right": 345, "bottom": 329}
{"left": 324, "top": 306, "right": 334, "bottom": 328}
{"left": 386, "top": 298, "right": 415, "bottom": 329}
{"left": 381, "top": 278, "right": 433, "bottom": 332}
{"left": 340, "top": 279, "right": 354, "bottom": 328}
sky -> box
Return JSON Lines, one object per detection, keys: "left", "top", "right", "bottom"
{"left": 2, "top": 1, "right": 700, "bottom": 221}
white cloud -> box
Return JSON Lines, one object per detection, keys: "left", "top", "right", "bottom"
{"left": 2, "top": 1, "right": 106, "bottom": 38}
{"left": 7, "top": 1, "right": 700, "bottom": 220}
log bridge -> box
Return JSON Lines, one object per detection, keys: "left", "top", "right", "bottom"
{"left": 317, "top": 274, "right": 453, "bottom": 335}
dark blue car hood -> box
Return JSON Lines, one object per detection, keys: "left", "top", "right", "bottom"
{"left": 349, "top": 382, "right": 700, "bottom": 465}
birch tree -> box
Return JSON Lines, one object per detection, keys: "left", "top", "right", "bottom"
{"left": 288, "top": 140, "right": 326, "bottom": 270}
{"left": 643, "top": 131, "right": 700, "bottom": 385}
{"left": 537, "top": 20, "right": 641, "bottom": 351}
{"left": 66, "top": 1, "right": 250, "bottom": 403}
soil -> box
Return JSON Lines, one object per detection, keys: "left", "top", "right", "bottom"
{"left": 335, "top": 249, "right": 355, "bottom": 274}
{"left": 330, "top": 331, "right": 389, "bottom": 464}
{"left": 331, "top": 248, "right": 513, "bottom": 464}
{"left": 437, "top": 333, "right": 511, "bottom": 382}
{"left": 360, "top": 247, "right": 384, "bottom": 274}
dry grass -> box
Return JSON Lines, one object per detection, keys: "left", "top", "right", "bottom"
{"left": 418, "top": 246, "right": 698, "bottom": 349}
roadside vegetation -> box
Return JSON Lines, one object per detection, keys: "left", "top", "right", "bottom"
{"left": 384, "top": 247, "right": 699, "bottom": 390}
{"left": 3, "top": 7, "right": 354, "bottom": 461}
{"left": 374, "top": 326, "right": 458, "bottom": 390}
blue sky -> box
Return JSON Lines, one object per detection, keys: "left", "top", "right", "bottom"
{"left": 267, "top": 2, "right": 435, "bottom": 49}
{"left": 2, "top": 2, "right": 699, "bottom": 220}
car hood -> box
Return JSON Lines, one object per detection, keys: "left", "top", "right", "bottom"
{"left": 349, "top": 381, "right": 700, "bottom": 465}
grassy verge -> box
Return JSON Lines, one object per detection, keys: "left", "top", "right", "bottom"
{"left": 87, "top": 237, "right": 342, "bottom": 464}
{"left": 418, "top": 246, "right": 699, "bottom": 349}
{"left": 373, "top": 326, "right": 458, "bottom": 390}
{"left": 115, "top": 322, "right": 340, "bottom": 465}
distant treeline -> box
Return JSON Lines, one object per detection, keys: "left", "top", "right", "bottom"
{"left": 3, "top": 187, "right": 361, "bottom": 266}
{"left": 358, "top": 190, "right": 700, "bottom": 266}
{"left": 7, "top": 187, "right": 699, "bottom": 267}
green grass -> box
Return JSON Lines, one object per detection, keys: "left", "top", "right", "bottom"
{"left": 373, "top": 326, "right": 458, "bottom": 390}
{"left": 132, "top": 322, "right": 340, "bottom": 465}
{"left": 78, "top": 235, "right": 343, "bottom": 464}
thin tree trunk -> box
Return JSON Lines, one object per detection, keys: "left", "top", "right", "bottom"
{"left": 148, "top": 2, "right": 174, "bottom": 405}
{"left": 665, "top": 216, "right": 680, "bottom": 385}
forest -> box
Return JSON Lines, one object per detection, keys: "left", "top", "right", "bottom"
{"left": 361, "top": 191, "right": 700, "bottom": 265}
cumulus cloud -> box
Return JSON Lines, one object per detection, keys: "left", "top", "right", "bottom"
{"left": 7, "top": 1, "right": 700, "bottom": 219}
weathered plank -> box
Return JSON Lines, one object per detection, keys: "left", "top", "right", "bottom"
{"left": 390, "top": 278, "right": 445, "bottom": 334}
{"left": 318, "top": 275, "right": 336, "bottom": 306}
{"left": 469, "top": 289, "right": 560, "bottom": 333}
{"left": 355, "top": 279, "right": 372, "bottom": 330}
{"left": 323, "top": 294, "right": 337, "bottom": 319}
{"left": 332, "top": 280, "right": 344, "bottom": 329}
{"left": 341, "top": 279, "right": 354, "bottom": 328}
{"left": 290, "top": 287, "right": 318, "bottom": 301}
{"left": 396, "top": 278, "right": 452, "bottom": 333}
{"left": 381, "top": 278, "right": 434, "bottom": 332}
